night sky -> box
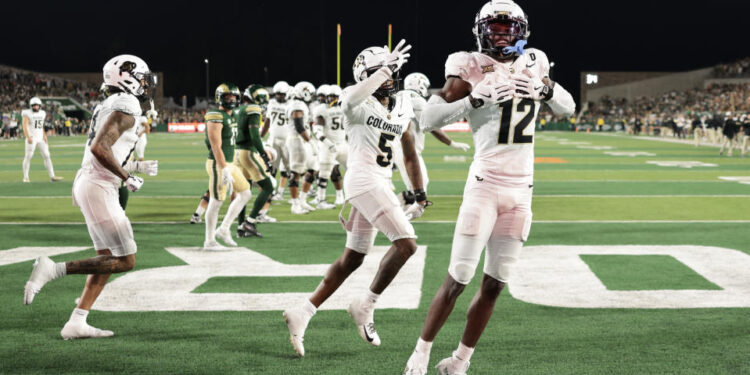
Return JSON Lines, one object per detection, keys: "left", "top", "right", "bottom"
{"left": 1, "top": 0, "right": 747, "bottom": 102}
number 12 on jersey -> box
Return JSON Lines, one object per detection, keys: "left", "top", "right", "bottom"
{"left": 498, "top": 98, "right": 536, "bottom": 145}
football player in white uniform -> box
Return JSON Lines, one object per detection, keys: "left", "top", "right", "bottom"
{"left": 403, "top": 2, "right": 576, "bottom": 374}
{"left": 393, "top": 72, "right": 471, "bottom": 205}
{"left": 21, "top": 97, "right": 63, "bottom": 182}
{"left": 296, "top": 81, "right": 323, "bottom": 208}
{"left": 262, "top": 81, "right": 292, "bottom": 200}
{"left": 285, "top": 83, "right": 317, "bottom": 214}
{"left": 284, "top": 40, "right": 428, "bottom": 356}
{"left": 24, "top": 55, "right": 158, "bottom": 340}
{"left": 134, "top": 108, "right": 157, "bottom": 161}
{"left": 311, "top": 84, "right": 347, "bottom": 208}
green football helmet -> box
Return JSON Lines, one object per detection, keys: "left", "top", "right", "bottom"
{"left": 243, "top": 84, "right": 270, "bottom": 106}
{"left": 215, "top": 83, "right": 241, "bottom": 109}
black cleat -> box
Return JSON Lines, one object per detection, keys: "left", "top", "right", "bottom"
{"left": 240, "top": 221, "right": 263, "bottom": 238}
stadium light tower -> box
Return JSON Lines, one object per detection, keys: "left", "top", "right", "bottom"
{"left": 204, "top": 58, "right": 210, "bottom": 101}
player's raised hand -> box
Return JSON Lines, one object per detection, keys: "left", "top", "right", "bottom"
{"left": 221, "top": 166, "right": 234, "bottom": 187}
{"left": 385, "top": 39, "right": 411, "bottom": 73}
{"left": 125, "top": 175, "right": 144, "bottom": 192}
{"left": 136, "top": 160, "right": 159, "bottom": 176}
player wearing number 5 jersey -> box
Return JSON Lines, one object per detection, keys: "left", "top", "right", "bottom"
{"left": 21, "top": 97, "right": 62, "bottom": 182}
{"left": 284, "top": 40, "right": 428, "bottom": 357}
{"left": 203, "top": 83, "right": 253, "bottom": 251}
{"left": 404, "top": 1, "right": 576, "bottom": 374}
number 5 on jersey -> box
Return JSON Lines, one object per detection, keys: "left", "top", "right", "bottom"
{"left": 376, "top": 133, "right": 396, "bottom": 167}
{"left": 498, "top": 98, "right": 537, "bottom": 144}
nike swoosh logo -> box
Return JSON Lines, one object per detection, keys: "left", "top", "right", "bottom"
{"left": 534, "top": 86, "right": 544, "bottom": 91}
{"left": 526, "top": 63, "right": 535, "bottom": 68}
{"left": 362, "top": 325, "right": 375, "bottom": 342}
{"left": 475, "top": 175, "right": 484, "bottom": 182}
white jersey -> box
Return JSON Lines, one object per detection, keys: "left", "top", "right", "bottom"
{"left": 445, "top": 49, "right": 550, "bottom": 186}
{"left": 22, "top": 109, "right": 46, "bottom": 140}
{"left": 285, "top": 99, "right": 311, "bottom": 138}
{"left": 309, "top": 101, "right": 326, "bottom": 122}
{"left": 135, "top": 116, "right": 148, "bottom": 137}
{"left": 266, "top": 99, "right": 289, "bottom": 140}
{"left": 342, "top": 90, "right": 414, "bottom": 199}
{"left": 314, "top": 102, "right": 346, "bottom": 144}
{"left": 80, "top": 93, "right": 142, "bottom": 185}
{"left": 396, "top": 90, "right": 427, "bottom": 153}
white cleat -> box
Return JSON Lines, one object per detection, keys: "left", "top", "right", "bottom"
{"left": 308, "top": 196, "right": 321, "bottom": 206}
{"left": 435, "top": 352, "right": 470, "bottom": 375}
{"left": 347, "top": 297, "right": 380, "bottom": 346}
{"left": 291, "top": 204, "right": 309, "bottom": 215}
{"left": 316, "top": 201, "right": 335, "bottom": 210}
{"left": 283, "top": 308, "right": 310, "bottom": 357}
{"left": 60, "top": 321, "right": 114, "bottom": 340}
{"left": 190, "top": 213, "right": 202, "bottom": 224}
{"left": 23, "top": 177, "right": 30, "bottom": 183}
{"left": 404, "top": 350, "right": 429, "bottom": 375}
{"left": 271, "top": 192, "right": 284, "bottom": 201}
{"left": 50, "top": 176, "right": 63, "bottom": 182}
{"left": 300, "top": 200, "right": 316, "bottom": 212}
{"left": 215, "top": 228, "right": 238, "bottom": 247}
{"left": 24, "top": 256, "right": 57, "bottom": 305}
{"left": 257, "top": 213, "right": 277, "bottom": 223}
{"left": 203, "top": 240, "right": 229, "bottom": 251}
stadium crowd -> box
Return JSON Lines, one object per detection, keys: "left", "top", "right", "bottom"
{"left": 713, "top": 57, "right": 750, "bottom": 78}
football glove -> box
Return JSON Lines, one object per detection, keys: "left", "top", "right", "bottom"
{"left": 449, "top": 141, "right": 471, "bottom": 152}
{"left": 125, "top": 175, "right": 144, "bottom": 192}
{"left": 221, "top": 166, "right": 234, "bottom": 187}
{"left": 260, "top": 152, "right": 273, "bottom": 174}
{"left": 130, "top": 160, "right": 158, "bottom": 176}
{"left": 146, "top": 109, "right": 158, "bottom": 120}
{"left": 470, "top": 74, "right": 515, "bottom": 108}
{"left": 385, "top": 39, "right": 412, "bottom": 73}
{"left": 511, "top": 69, "right": 553, "bottom": 101}
{"left": 404, "top": 202, "right": 425, "bottom": 221}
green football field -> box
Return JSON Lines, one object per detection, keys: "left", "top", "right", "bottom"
{"left": 1, "top": 131, "right": 749, "bottom": 374}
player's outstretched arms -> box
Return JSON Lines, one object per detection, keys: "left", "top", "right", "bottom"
{"left": 90, "top": 111, "right": 135, "bottom": 181}
{"left": 430, "top": 129, "right": 471, "bottom": 152}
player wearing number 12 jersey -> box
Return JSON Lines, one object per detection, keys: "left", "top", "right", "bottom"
{"left": 404, "top": 1, "right": 576, "bottom": 374}
{"left": 283, "top": 40, "right": 428, "bottom": 357}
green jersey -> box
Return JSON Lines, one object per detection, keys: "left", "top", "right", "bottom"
{"left": 204, "top": 109, "right": 238, "bottom": 162}
{"left": 235, "top": 104, "right": 263, "bottom": 151}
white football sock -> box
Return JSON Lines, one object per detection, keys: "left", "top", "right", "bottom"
{"left": 205, "top": 198, "right": 223, "bottom": 241}
{"left": 69, "top": 308, "right": 88, "bottom": 324}
{"left": 220, "top": 189, "right": 252, "bottom": 231}
{"left": 22, "top": 153, "right": 31, "bottom": 179}
{"left": 455, "top": 341, "right": 474, "bottom": 362}
{"left": 316, "top": 186, "right": 326, "bottom": 201}
{"left": 41, "top": 151, "right": 55, "bottom": 177}
{"left": 366, "top": 289, "right": 380, "bottom": 304}
{"left": 54, "top": 262, "right": 67, "bottom": 279}
{"left": 195, "top": 203, "right": 206, "bottom": 217}
{"left": 416, "top": 337, "right": 433, "bottom": 355}
{"left": 336, "top": 190, "right": 344, "bottom": 200}
{"left": 277, "top": 187, "right": 285, "bottom": 195}
{"left": 299, "top": 191, "right": 307, "bottom": 201}
{"left": 303, "top": 299, "right": 317, "bottom": 317}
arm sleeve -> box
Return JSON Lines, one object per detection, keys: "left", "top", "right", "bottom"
{"left": 293, "top": 116, "right": 306, "bottom": 134}
{"left": 545, "top": 83, "right": 576, "bottom": 117}
{"left": 420, "top": 95, "right": 473, "bottom": 132}
{"left": 246, "top": 113, "right": 267, "bottom": 153}
{"left": 340, "top": 67, "right": 392, "bottom": 114}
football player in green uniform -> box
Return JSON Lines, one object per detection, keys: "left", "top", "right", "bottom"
{"left": 234, "top": 84, "right": 275, "bottom": 238}
{"left": 203, "top": 83, "right": 254, "bottom": 250}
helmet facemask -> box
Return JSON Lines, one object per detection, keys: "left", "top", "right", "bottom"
{"left": 220, "top": 94, "right": 238, "bottom": 109}
{"left": 365, "top": 67, "right": 400, "bottom": 98}
{"left": 475, "top": 16, "right": 529, "bottom": 58}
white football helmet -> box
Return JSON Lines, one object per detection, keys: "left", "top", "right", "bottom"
{"left": 473, "top": 0, "right": 530, "bottom": 56}
{"left": 327, "top": 85, "right": 342, "bottom": 103}
{"left": 316, "top": 84, "right": 330, "bottom": 98}
{"left": 29, "top": 97, "right": 42, "bottom": 109}
{"left": 102, "top": 54, "right": 156, "bottom": 99}
{"left": 404, "top": 73, "right": 431, "bottom": 98}
{"left": 272, "top": 81, "right": 290, "bottom": 102}
{"left": 352, "top": 46, "right": 399, "bottom": 96}
{"left": 293, "top": 82, "right": 316, "bottom": 103}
